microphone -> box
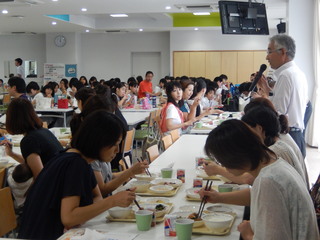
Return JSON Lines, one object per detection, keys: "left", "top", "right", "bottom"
{"left": 249, "top": 64, "right": 267, "bottom": 92}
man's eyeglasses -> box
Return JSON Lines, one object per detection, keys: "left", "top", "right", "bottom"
{"left": 266, "top": 48, "right": 282, "bottom": 55}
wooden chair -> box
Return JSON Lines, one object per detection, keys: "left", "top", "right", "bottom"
{"left": 2, "top": 94, "right": 11, "bottom": 105}
{"left": 121, "top": 129, "right": 135, "bottom": 169}
{"left": 146, "top": 144, "right": 160, "bottom": 163}
{"left": 0, "top": 168, "right": 6, "bottom": 189}
{"left": 170, "top": 129, "right": 180, "bottom": 143}
{"left": 0, "top": 187, "right": 17, "bottom": 237}
{"left": 161, "top": 135, "right": 173, "bottom": 151}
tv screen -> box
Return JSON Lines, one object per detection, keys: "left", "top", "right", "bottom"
{"left": 219, "top": 1, "right": 269, "bottom": 35}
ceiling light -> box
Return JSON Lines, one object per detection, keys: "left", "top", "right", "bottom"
{"left": 194, "top": 28, "right": 199, "bottom": 31}
{"left": 52, "top": 0, "right": 58, "bottom": 2}
{"left": 52, "top": 21, "right": 57, "bottom": 25}
{"left": 165, "top": 6, "right": 171, "bottom": 10}
{"left": 193, "top": 12, "right": 210, "bottom": 16}
{"left": 2, "top": 10, "right": 8, "bottom": 14}
{"left": 86, "top": 29, "right": 90, "bottom": 32}
{"left": 81, "top": 8, "right": 87, "bottom": 12}
{"left": 110, "top": 14, "right": 128, "bottom": 18}
{"left": 139, "top": 29, "right": 143, "bottom": 32}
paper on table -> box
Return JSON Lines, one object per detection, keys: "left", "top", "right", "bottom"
{"left": 59, "top": 228, "right": 137, "bottom": 240}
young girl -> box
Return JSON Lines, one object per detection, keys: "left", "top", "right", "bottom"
{"left": 41, "top": 84, "right": 54, "bottom": 98}
{"left": 59, "top": 78, "right": 68, "bottom": 95}
{"left": 201, "top": 119, "right": 319, "bottom": 240}
{"left": 201, "top": 82, "right": 221, "bottom": 110}
{"left": 18, "top": 111, "right": 137, "bottom": 240}
{"left": 112, "top": 82, "right": 128, "bottom": 109}
{"left": 160, "top": 82, "right": 195, "bottom": 135}
{"left": 3, "top": 98, "right": 63, "bottom": 178}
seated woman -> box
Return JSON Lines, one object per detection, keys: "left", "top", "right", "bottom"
{"left": 160, "top": 82, "right": 195, "bottom": 135}
{"left": 111, "top": 82, "right": 128, "bottom": 109}
{"left": 18, "top": 111, "right": 137, "bottom": 240}
{"left": 200, "top": 119, "right": 319, "bottom": 240}
{"left": 3, "top": 98, "right": 63, "bottom": 179}
{"left": 59, "top": 78, "right": 68, "bottom": 96}
{"left": 70, "top": 94, "right": 148, "bottom": 197}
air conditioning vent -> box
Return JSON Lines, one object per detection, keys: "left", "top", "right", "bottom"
{"left": 175, "top": 4, "right": 218, "bottom": 12}
{"left": 0, "top": 0, "right": 14, "bottom": 2}
{"left": 186, "top": 5, "right": 211, "bottom": 9}
{"left": 105, "top": 30, "right": 128, "bottom": 33}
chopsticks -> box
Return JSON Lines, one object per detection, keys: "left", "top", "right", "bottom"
{"left": 138, "top": 157, "right": 152, "bottom": 177}
{"left": 134, "top": 199, "right": 143, "bottom": 210}
{"left": 197, "top": 180, "right": 213, "bottom": 219}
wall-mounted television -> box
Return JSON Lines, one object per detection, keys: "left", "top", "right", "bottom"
{"left": 219, "top": 1, "right": 269, "bottom": 35}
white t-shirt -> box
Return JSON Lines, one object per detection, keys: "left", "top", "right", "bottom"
{"left": 33, "top": 92, "right": 44, "bottom": 104}
{"left": 271, "top": 61, "right": 308, "bottom": 130}
{"left": 164, "top": 104, "right": 182, "bottom": 135}
{"left": 250, "top": 159, "right": 319, "bottom": 240}
{"left": 201, "top": 97, "right": 218, "bottom": 110}
{"left": 269, "top": 140, "right": 307, "bottom": 187}
{"left": 279, "top": 133, "right": 309, "bottom": 187}
{"left": 16, "top": 65, "right": 25, "bottom": 79}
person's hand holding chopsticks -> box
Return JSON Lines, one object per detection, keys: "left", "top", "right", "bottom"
{"left": 199, "top": 185, "right": 222, "bottom": 204}
{"left": 129, "top": 160, "right": 149, "bottom": 176}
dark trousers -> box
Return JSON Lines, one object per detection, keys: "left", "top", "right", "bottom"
{"left": 303, "top": 101, "right": 313, "bottom": 137}
{"left": 289, "top": 130, "right": 306, "bottom": 158}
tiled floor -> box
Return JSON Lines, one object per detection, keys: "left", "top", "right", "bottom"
{"left": 306, "top": 145, "right": 320, "bottom": 187}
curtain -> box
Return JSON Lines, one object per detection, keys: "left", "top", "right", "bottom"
{"left": 306, "top": 0, "right": 320, "bottom": 148}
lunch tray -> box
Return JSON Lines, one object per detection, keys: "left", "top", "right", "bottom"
{"left": 192, "top": 212, "right": 237, "bottom": 236}
{"left": 106, "top": 203, "right": 173, "bottom": 223}
{"left": 135, "top": 186, "right": 181, "bottom": 197}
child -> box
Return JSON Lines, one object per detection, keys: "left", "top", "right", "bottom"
{"left": 201, "top": 82, "right": 221, "bottom": 110}
{"left": 125, "top": 81, "right": 138, "bottom": 107}
{"left": 154, "top": 78, "right": 166, "bottom": 97}
{"left": 7, "top": 163, "right": 33, "bottom": 209}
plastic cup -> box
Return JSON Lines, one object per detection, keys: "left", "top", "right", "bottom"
{"left": 161, "top": 168, "right": 173, "bottom": 178}
{"left": 175, "top": 219, "right": 194, "bottom": 240}
{"left": 195, "top": 122, "right": 203, "bottom": 128}
{"left": 135, "top": 210, "right": 153, "bottom": 231}
{"left": 218, "top": 184, "right": 233, "bottom": 192}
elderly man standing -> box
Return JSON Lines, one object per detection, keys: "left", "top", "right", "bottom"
{"left": 259, "top": 34, "right": 309, "bottom": 158}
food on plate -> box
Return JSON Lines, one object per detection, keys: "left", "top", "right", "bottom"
{"left": 155, "top": 204, "right": 166, "bottom": 211}
{"left": 187, "top": 212, "right": 202, "bottom": 221}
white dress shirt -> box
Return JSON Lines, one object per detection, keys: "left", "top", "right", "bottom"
{"left": 270, "top": 61, "right": 308, "bottom": 130}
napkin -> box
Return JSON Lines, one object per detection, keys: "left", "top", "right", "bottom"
{"left": 60, "top": 228, "right": 137, "bottom": 240}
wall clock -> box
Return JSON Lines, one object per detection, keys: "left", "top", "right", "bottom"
{"left": 54, "top": 35, "right": 66, "bottom": 47}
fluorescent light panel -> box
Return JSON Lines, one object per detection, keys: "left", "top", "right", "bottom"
{"left": 110, "top": 14, "right": 128, "bottom": 18}
{"left": 193, "top": 12, "right": 210, "bottom": 16}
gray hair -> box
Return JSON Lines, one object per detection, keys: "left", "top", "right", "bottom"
{"left": 270, "top": 34, "right": 296, "bottom": 60}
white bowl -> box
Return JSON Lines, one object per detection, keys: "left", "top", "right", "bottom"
{"left": 0, "top": 158, "right": 9, "bottom": 168}
{"left": 135, "top": 173, "right": 158, "bottom": 181}
{"left": 149, "top": 185, "right": 173, "bottom": 194}
{"left": 202, "top": 213, "right": 233, "bottom": 232}
{"left": 150, "top": 178, "right": 182, "bottom": 188}
{"left": 186, "top": 187, "right": 202, "bottom": 199}
{"left": 108, "top": 206, "right": 132, "bottom": 219}
{"left": 133, "top": 203, "right": 169, "bottom": 218}
{"left": 130, "top": 180, "right": 150, "bottom": 193}
{"left": 206, "top": 204, "right": 233, "bottom": 214}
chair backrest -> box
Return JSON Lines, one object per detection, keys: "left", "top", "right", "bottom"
{"left": 0, "top": 187, "right": 17, "bottom": 236}
{"left": 170, "top": 129, "right": 180, "bottom": 143}
{"left": 0, "top": 168, "right": 6, "bottom": 189}
{"left": 161, "top": 135, "right": 173, "bottom": 151}
{"left": 123, "top": 129, "right": 135, "bottom": 154}
{"left": 146, "top": 144, "right": 160, "bottom": 163}
{"left": 2, "top": 94, "right": 11, "bottom": 105}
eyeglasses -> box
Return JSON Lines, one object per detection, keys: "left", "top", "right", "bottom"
{"left": 266, "top": 48, "right": 282, "bottom": 55}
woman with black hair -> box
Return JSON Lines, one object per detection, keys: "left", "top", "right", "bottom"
{"left": 3, "top": 98, "right": 62, "bottom": 178}
{"left": 201, "top": 119, "right": 318, "bottom": 240}
{"left": 18, "top": 111, "right": 137, "bottom": 240}
{"left": 160, "top": 82, "right": 195, "bottom": 135}
{"left": 111, "top": 82, "right": 128, "bottom": 109}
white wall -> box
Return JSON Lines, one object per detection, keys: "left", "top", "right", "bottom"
{"left": 0, "top": 34, "right": 46, "bottom": 82}
{"left": 169, "top": 29, "right": 278, "bottom": 74}
{"left": 288, "top": 0, "right": 314, "bottom": 98}
{"left": 79, "top": 32, "right": 170, "bottom": 81}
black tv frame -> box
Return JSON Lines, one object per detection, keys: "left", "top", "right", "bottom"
{"left": 219, "top": 1, "right": 269, "bottom": 35}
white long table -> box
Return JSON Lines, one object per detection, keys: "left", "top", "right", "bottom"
{"left": 121, "top": 107, "right": 158, "bottom": 112}
{"left": 81, "top": 134, "right": 244, "bottom": 240}
{"left": 35, "top": 108, "right": 74, "bottom": 128}
{"left": 122, "top": 111, "right": 150, "bottom": 128}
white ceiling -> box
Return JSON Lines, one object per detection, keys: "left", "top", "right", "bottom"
{"left": 0, "top": 0, "right": 287, "bottom": 34}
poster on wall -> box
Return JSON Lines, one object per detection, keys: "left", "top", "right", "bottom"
{"left": 65, "top": 64, "right": 77, "bottom": 78}
{"left": 44, "top": 63, "right": 65, "bottom": 82}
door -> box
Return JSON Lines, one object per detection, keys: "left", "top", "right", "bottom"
{"left": 132, "top": 52, "right": 161, "bottom": 87}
